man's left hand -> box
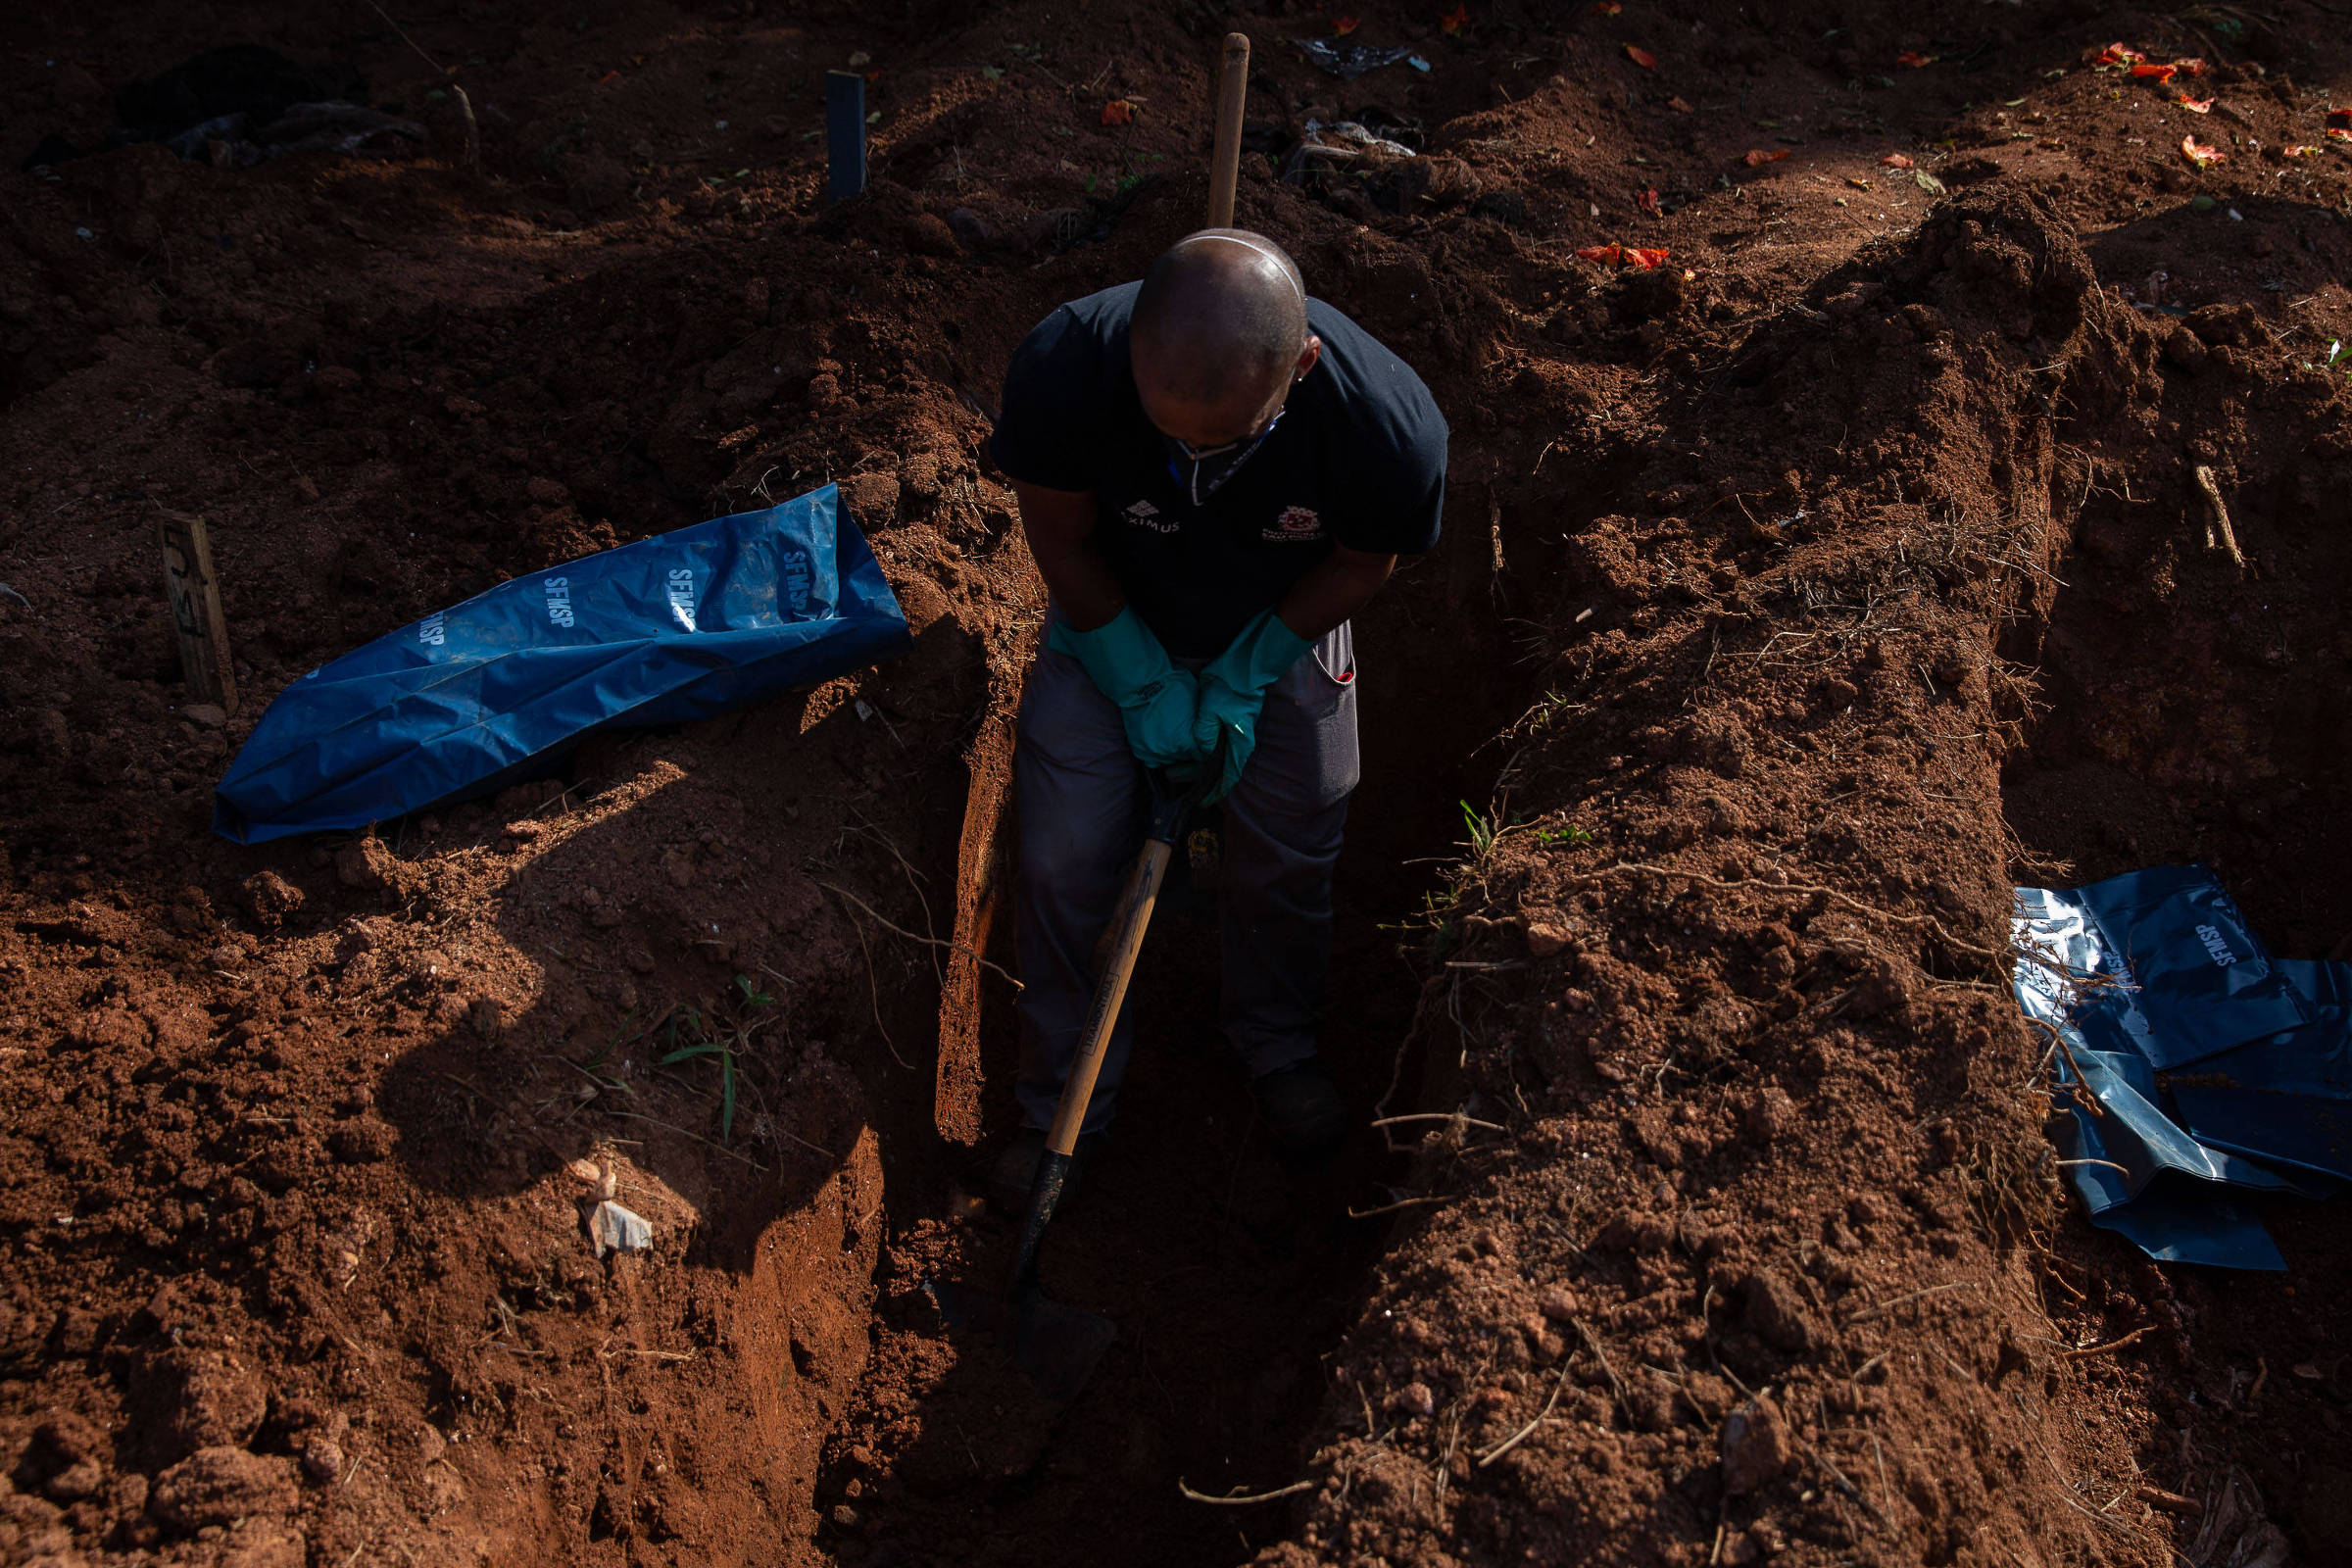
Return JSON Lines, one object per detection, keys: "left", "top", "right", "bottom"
{"left": 1190, "top": 610, "right": 1315, "bottom": 805}
{"left": 1191, "top": 677, "right": 1263, "bottom": 803}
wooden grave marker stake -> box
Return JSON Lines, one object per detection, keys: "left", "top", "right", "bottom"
{"left": 157, "top": 511, "right": 237, "bottom": 714}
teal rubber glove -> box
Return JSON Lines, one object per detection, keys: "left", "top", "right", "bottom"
{"left": 1192, "top": 610, "right": 1315, "bottom": 804}
{"left": 1048, "top": 608, "right": 1203, "bottom": 769}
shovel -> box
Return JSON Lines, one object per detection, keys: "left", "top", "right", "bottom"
{"left": 932, "top": 754, "right": 1219, "bottom": 1401}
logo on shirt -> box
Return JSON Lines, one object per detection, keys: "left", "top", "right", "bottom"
{"left": 1262, "top": 505, "right": 1325, "bottom": 544}
{"left": 1125, "top": 499, "right": 1180, "bottom": 535}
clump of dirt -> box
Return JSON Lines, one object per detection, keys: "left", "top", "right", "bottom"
{"left": 6, "top": 2, "right": 2352, "bottom": 1567}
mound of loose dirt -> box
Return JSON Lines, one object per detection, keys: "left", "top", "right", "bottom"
{"left": 5, "top": 2, "right": 2352, "bottom": 1566}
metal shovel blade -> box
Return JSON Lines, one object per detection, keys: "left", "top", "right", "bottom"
{"left": 929, "top": 1278, "right": 1116, "bottom": 1403}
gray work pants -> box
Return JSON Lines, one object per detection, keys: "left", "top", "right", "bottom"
{"left": 1012, "top": 618, "right": 1360, "bottom": 1133}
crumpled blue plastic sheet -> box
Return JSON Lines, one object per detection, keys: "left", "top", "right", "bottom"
{"left": 216, "top": 484, "right": 909, "bottom": 843}
{"left": 2014, "top": 866, "right": 2347, "bottom": 1270}
{"left": 2171, "top": 959, "right": 2352, "bottom": 1182}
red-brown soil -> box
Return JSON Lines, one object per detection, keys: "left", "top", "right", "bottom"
{"left": 4, "top": 2, "right": 2350, "bottom": 1566}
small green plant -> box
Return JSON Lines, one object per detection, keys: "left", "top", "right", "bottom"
{"left": 659, "top": 1009, "right": 737, "bottom": 1142}
{"left": 1461, "top": 799, "right": 1498, "bottom": 858}
{"left": 1375, "top": 883, "right": 1460, "bottom": 937}
{"left": 654, "top": 978, "right": 774, "bottom": 1143}
{"left": 1534, "top": 822, "right": 1595, "bottom": 849}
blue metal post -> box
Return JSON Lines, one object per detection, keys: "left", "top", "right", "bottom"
{"left": 825, "top": 71, "right": 867, "bottom": 202}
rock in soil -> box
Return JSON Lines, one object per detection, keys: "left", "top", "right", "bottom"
{"left": 1720, "top": 1396, "right": 1791, "bottom": 1495}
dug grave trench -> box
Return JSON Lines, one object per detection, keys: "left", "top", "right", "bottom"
{"left": 1998, "top": 387, "right": 2352, "bottom": 1545}
{"left": 784, "top": 460, "right": 1568, "bottom": 1564}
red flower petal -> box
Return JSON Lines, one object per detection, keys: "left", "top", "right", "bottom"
{"left": 1625, "top": 44, "right": 1657, "bottom": 69}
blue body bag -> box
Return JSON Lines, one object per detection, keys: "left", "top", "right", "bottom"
{"left": 215, "top": 485, "right": 908, "bottom": 843}
{"left": 2014, "top": 867, "right": 2345, "bottom": 1269}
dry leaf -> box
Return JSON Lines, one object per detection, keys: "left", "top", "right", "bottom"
{"left": 1881, "top": 152, "right": 1916, "bottom": 169}
{"left": 1575, "top": 243, "right": 1668, "bottom": 270}
{"left": 1625, "top": 44, "right": 1658, "bottom": 69}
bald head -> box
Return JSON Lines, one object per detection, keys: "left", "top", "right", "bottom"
{"left": 1131, "top": 229, "right": 1318, "bottom": 446}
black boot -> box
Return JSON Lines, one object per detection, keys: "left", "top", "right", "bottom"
{"left": 1251, "top": 1059, "right": 1348, "bottom": 1163}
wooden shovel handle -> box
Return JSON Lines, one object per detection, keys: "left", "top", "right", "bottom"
{"left": 1045, "top": 838, "right": 1173, "bottom": 1156}
{"left": 1206, "top": 32, "right": 1251, "bottom": 229}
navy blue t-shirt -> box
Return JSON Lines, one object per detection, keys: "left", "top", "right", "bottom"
{"left": 988, "top": 282, "right": 1447, "bottom": 659}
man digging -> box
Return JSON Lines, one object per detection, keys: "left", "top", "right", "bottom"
{"left": 986, "top": 228, "right": 1448, "bottom": 1210}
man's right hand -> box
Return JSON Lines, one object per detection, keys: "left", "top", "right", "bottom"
{"left": 1048, "top": 610, "right": 1206, "bottom": 770}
